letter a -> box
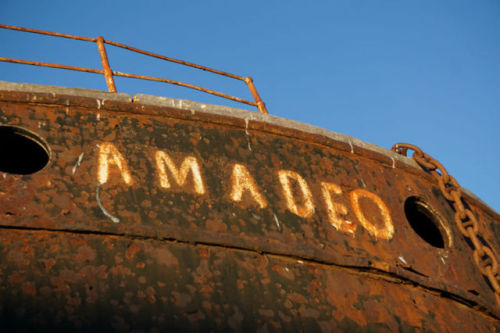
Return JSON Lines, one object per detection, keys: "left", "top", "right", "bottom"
{"left": 230, "top": 163, "right": 267, "bottom": 208}
{"left": 155, "top": 151, "right": 205, "bottom": 194}
{"left": 98, "top": 142, "right": 133, "bottom": 185}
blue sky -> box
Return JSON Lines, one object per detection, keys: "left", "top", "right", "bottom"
{"left": 1, "top": 1, "right": 499, "bottom": 213}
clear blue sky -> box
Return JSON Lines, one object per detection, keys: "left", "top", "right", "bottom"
{"left": 1, "top": 1, "right": 499, "bottom": 213}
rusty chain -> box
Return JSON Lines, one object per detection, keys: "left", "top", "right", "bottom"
{"left": 392, "top": 143, "right": 500, "bottom": 306}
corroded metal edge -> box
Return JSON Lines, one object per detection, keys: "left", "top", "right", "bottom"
{"left": 132, "top": 93, "right": 414, "bottom": 167}
{"left": 0, "top": 80, "right": 408, "bottom": 166}
{"left": 0, "top": 80, "right": 131, "bottom": 102}
{"left": 0, "top": 80, "right": 497, "bottom": 219}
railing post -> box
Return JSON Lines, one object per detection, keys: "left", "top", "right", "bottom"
{"left": 245, "top": 77, "right": 268, "bottom": 114}
{"left": 96, "top": 36, "right": 117, "bottom": 93}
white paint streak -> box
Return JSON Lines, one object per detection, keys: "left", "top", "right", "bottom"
{"left": 96, "top": 99, "right": 102, "bottom": 109}
{"left": 244, "top": 118, "right": 250, "bottom": 135}
{"left": 273, "top": 213, "right": 282, "bottom": 232}
{"left": 72, "top": 153, "right": 85, "bottom": 175}
{"left": 398, "top": 256, "right": 408, "bottom": 265}
{"left": 391, "top": 157, "right": 396, "bottom": 169}
{"left": 348, "top": 139, "right": 354, "bottom": 154}
{"left": 245, "top": 118, "right": 252, "bottom": 151}
{"left": 96, "top": 186, "right": 120, "bottom": 223}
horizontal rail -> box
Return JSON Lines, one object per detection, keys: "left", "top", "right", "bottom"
{"left": 0, "top": 23, "right": 95, "bottom": 42}
{"left": 0, "top": 24, "right": 268, "bottom": 113}
{"left": 0, "top": 57, "right": 104, "bottom": 75}
{"left": 0, "top": 57, "right": 257, "bottom": 107}
{"left": 112, "top": 71, "right": 257, "bottom": 106}
{"left": 104, "top": 40, "right": 246, "bottom": 81}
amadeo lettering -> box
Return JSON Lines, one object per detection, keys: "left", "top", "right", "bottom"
{"left": 156, "top": 151, "right": 205, "bottom": 194}
{"left": 321, "top": 181, "right": 355, "bottom": 234}
{"left": 278, "top": 170, "right": 315, "bottom": 218}
{"left": 230, "top": 163, "right": 267, "bottom": 209}
{"left": 97, "top": 143, "right": 395, "bottom": 240}
{"left": 98, "top": 142, "right": 133, "bottom": 185}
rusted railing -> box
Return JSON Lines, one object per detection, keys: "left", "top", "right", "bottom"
{"left": 0, "top": 24, "right": 268, "bottom": 114}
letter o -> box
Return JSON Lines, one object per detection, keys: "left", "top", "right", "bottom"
{"left": 350, "top": 189, "right": 394, "bottom": 240}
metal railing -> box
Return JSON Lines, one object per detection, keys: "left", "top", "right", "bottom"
{"left": 0, "top": 24, "right": 268, "bottom": 114}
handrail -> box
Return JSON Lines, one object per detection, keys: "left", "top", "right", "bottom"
{"left": 0, "top": 24, "right": 268, "bottom": 114}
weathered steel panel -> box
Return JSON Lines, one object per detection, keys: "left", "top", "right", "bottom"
{"left": 0, "top": 88, "right": 499, "bottom": 331}
{"left": 1, "top": 228, "right": 498, "bottom": 332}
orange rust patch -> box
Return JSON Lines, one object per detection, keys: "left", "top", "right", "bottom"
{"left": 126, "top": 242, "right": 141, "bottom": 259}
{"left": 205, "top": 219, "right": 228, "bottom": 233}
{"left": 21, "top": 281, "right": 36, "bottom": 296}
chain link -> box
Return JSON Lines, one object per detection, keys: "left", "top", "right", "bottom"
{"left": 392, "top": 143, "right": 500, "bottom": 306}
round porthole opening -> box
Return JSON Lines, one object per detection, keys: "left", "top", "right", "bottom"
{"left": 404, "top": 197, "right": 446, "bottom": 248}
{"left": 0, "top": 125, "right": 50, "bottom": 175}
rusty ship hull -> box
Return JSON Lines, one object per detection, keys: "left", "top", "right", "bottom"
{"left": 0, "top": 81, "right": 499, "bottom": 332}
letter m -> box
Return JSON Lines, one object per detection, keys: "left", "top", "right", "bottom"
{"left": 155, "top": 150, "right": 205, "bottom": 194}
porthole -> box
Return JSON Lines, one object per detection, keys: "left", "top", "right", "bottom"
{"left": 0, "top": 125, "right": 50, "bottom": 174}
{"left": 404, "top": 197, "right": 448, "bottom": 248}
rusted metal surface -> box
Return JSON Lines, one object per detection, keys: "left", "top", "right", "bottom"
{"left": 0, "top": 57, "right": 105, "bottom": 75}
{"left": 393, "top": 143, "right": 500, "bottom": 306}
{"left": 0, "top": 24, "right": 267, "bottom": 113}
{"left": 0, "top": 23, "right": 96, "bottom": 42}
{"left": 244, "top": 76, "right": 268, "bottom": 114}
{"left": 96, "top": 36, "right": 117, "bottom": 93}
{"left": 0, "top": 87, "right": 500, "bottom": 331}
{"left": 113, "top": 71, "right": 259, "bottom": 107}
{"left": 1, "top": 229, "right": 498, "bottom": 332}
